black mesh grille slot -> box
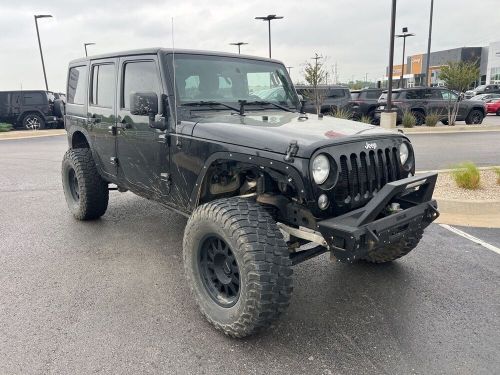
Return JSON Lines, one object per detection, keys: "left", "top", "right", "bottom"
{"left": 350, "top": 153, "right": 360, "bottom": 200}
{"left": 360, "top": 152, "right": 369, "bottom": 196}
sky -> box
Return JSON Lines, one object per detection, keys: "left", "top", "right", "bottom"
{"left": 1, "top": 0, "right": 499, "bottom": 92}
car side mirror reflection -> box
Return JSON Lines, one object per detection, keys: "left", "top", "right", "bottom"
{"left": 130, "top": 92, "right": 167, "bottom": 130}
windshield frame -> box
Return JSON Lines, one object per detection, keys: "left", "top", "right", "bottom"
{"left": 164, "top": 53, "right": 299, "bottom": 112}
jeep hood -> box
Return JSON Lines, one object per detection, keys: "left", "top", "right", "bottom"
{"left": 189, "top": 112, "right": 399, "bottom": 158}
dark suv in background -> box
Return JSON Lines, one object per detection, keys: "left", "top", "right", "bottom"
{"left": 295, "top": 85, "right": 350, "bottom": 114}
{"left": 375, "top": 87, "right": 486, "bottom": 125}
{"left": 0, "top": 90, "right": 65, "bottom": 129}
{"left": 347, "top": 88, "right": 383, "bottom": 121}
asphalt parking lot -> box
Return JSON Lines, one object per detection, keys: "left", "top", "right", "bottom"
{"left": 1, "top": 136, "right": 499, "bottom": 374}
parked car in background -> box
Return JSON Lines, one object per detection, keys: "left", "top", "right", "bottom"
{"left": 464, "top": 84, "right": 500, "bottom": 99}
{"left": 374, "top": 87, "right": 486, "bottom": 125}
{"left": 0, "top": 90, "right": 65, "bottom": 129}
{"left": 469, "top": 93, "right": 500, "bottom": 102}
{"left": 295, "top": 85, "right": 350, "bottom": 114}
{"left": 486, "top": 98, "right": 500, "bottom": 115}
{"left": 347, "top": 88, "right": 383, "bottom": 121}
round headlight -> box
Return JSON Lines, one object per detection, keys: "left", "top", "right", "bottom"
{"left": 399, "top": 143, "right": 409, "bottom": 165}
{"left": 312, "top": 154, "right": 330, "bottom": 185}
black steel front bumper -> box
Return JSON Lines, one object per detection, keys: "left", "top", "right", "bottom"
{"left": 317, "top": 173, "right": 439, "bottom": 262}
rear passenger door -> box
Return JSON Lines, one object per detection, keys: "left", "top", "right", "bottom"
{"left": 88, "top": 59, "right": 118, "bottom": 179}
{"left": 116, "top": 56, "right": 166, "bottom": 196}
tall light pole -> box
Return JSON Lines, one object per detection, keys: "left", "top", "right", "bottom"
{"left": 255, "top": 14, "right": 283, "bottom": 58}
{"left": 311, "top": 53, "right": 323, "bottom": 114}
{"left": 84, "top": 42, "right": 95, "bottom": 57}
{"left": 386, "top": 0, "right": 397, "bottom": 113}
{"left": 34, "top": 14, "right": 52, "bottom": 91}
{"left": 395, "top": 27, "right": 415, "bottom": 88}
{"left": 424, "top": 0, "right": 434, "bottom": 86}
{"left": 229, "top": 42, "right": 248, "bottom": 54}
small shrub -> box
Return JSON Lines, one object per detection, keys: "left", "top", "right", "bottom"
{"left": 360, "top": 115, "right": 372, "bottom": 124}
{"left": 331, "top": 107, "right": 352, "bottom": 120}
{"left": 451, "top": 162, "right": 481, "bottom": 190}
{"left": 425, "top": 112, "right": 440, "bottom": 127}
{"left": 493, "top": 167, "right": 500, "bottom": 185}
{"left": 402, "top": 111, "right": 416, "bottom": 128}
{"left": 0, "top": 123, "right": 13, "bottom": 132}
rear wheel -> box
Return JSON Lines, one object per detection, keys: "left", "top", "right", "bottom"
{"left": 496, "top": 110, "right": 500, "bottom": 116}
{"left": 465, "top": 109, "right": 484, "bottom": 125}
{"left": 183, "top": 198, "right": 293, "bottom": 338}
{"left": 62, "top": 148, "right": 109, "bottom": 220}
{"left": 22, "top": 113, "right": 45, "bottom": 130}
{"left": 361, "top": 230, "right": 423, "bottom": 263}
{"left": 411, "top": 111, "right": 425, "bottom": 126}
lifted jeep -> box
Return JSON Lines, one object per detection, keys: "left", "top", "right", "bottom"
{"left": 62, "top": 48, "right": 438, "bottom": 338}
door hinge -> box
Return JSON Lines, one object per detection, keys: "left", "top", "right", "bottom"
{"left": 110, "top": 157, "right": 119, "bottom": 166}
{"left": 158, "top": 133, "right": 170, "bottom": 146}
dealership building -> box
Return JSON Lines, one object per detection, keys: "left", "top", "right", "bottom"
{"left": 380, "top": 41, "right": 500, "bottom": 88}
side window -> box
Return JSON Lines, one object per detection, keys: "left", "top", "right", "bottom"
{"left": 122, "top": 61, "right": 159, "bottom": 109}
{"left": 90, "top": 64, "right": 115, "bottom": 108}
{"left": 327, "top": 89, "right": 345, "bottom": 98}
{"left": 365, "top": 91, "right": 381, "bottom": 99}
{"left": 405, "top": 90, "right": 425, "bottom": 100}
{"left": 67, "top": 66, "right": 87, "bottom": 104}
{"left": 23, "top": 93, "right": 44, "bottom": 105}
{"left": 441, "top": 90, "right": 458, "bottom": 101}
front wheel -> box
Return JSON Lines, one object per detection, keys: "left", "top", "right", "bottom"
{"left": 62, "top": 148, "right": 109, "bottom": 220}
{"left": 360, "top": 230, "right": 423, "bottom": 263}
{"left": 465, "top": 109, "right": 484, "bottom": 125}
{"left": 496, "top": 110, "right": 500, "bottom": 116}
{"left": 183, "top": 198, "right": 293, "bottom": 338}
{"left": 411, "top": 111, "right": 425, "bottom": 126}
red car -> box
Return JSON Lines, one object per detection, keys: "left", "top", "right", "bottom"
{"left": 486, "top": 99, "right": 500, "bottom": 115}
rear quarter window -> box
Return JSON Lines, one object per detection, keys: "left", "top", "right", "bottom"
{"left": 23, "top": 93, "right": 44, "bottom": 105}
{"left": 67, "top": 66, "right": 87, "bottom": 105}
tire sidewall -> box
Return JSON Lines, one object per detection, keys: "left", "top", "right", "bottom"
{"left": 61, "top": 155, "right": 81, "bottom": 215}
{"left": 412, "top": 111, "right": 425, "bottom": 126}
{"left": 184, "top": 217, "right": 247, "bottom": 325}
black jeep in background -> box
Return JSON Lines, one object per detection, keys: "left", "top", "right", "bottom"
{"left": 347, "top": 88, "right": 383, "bottom": 121}
{"left": 375, "top": 87, "right": 486, "bottom": 125}
{"left": 0, "top": 90, "right": 65, "bottom": 129}
{"left": 295, "top": 84, "right": 350, "bottom": 114}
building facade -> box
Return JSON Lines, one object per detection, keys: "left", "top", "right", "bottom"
{"left": 486, "top": 41, "right": 500, "bottom": 84}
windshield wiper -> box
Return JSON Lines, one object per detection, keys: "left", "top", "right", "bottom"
{"left": 181, "top": 101, "right": 240, "bottom": 112}
{"left": 244, "top": 100, "right": 295, "bottom": 113}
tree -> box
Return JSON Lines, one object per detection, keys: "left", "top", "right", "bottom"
{"left": 303, "top": 57, "right": 327, "bottom": 115}
{"left": 439, "top": 61, "right": 480, "bottom": 125}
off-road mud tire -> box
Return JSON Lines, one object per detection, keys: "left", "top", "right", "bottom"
{"left": 183, "top": 198, "right": 293, "bottom": 338}
{"left": 360, "top": 229, "right": 423, "bottom": 263}
{"left": 62, "top": 148, "right": 109, "bottom": 220}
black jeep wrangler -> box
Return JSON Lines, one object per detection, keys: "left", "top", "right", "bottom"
{"left": 62, "top": 48, "right": 439, "bottom": 337}
{"left": 0, "top": 90, "right": 65, "bottom": 129}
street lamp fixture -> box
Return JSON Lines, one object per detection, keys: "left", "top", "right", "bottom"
{"left": 84, "top": 43, "right": 96, "bottom": 57}
{"left": 34, "top": 14, "right": 52, "bottom": 91}
{"left": 255, "top": 14, "right": 283, "bottom": 58}
{"left": 395, "top": 27, "right": 415, "bottom": 88}
{"left": 229, "top": 42, "right": 248, "bottom": 54}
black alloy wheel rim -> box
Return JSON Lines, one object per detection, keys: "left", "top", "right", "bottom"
{"left": 471, "top": 112, "right": 482, "bottom": 124}
{"left": 68, "top": 168, "right": 80, "bottom": 202}
{"left": 199, "top": 235, "right": 240, "bottom": 307}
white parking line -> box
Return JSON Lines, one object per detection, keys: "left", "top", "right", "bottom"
{"left": 440, "top": 224, "right": 500, "bottom": 255}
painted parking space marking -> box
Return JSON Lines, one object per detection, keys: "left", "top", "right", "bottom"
{"left": 440, "top": 224, "right": 500, "bottom": 255}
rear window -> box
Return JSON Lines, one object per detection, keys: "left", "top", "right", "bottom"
{"left": 351, "top": 92, "right": 360, "bottom": 100}
{"left": 379, "top": 92, "right": 400, "bottom": 101}
{"left": 365, "top": 90, "right": 382, "bottom": 99}
{"left": 67, "top": 66, "right": 87, "bottom": 105}
{"left": 327, "top": 89, "right": 347, "bottom": 98}
{"left": 90, "top": 64, "right": 115, "bottom": 108}
{"left": 23, "top": 93, "right": 44, "bottom": 105}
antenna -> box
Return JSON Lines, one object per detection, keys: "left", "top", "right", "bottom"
{"left": 171, "top": 17, "right": 178, "bottom": 125}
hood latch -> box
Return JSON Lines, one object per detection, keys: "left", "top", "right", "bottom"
{"left": 284, "top": 140, "right": 299, "bottom": 162}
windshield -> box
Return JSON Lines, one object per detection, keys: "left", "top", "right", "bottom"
{"left": 169, "top": 54, "right": 298, "bottom": 108}
{"left": 473, "top": 85, "right": 485, "bottom": 91}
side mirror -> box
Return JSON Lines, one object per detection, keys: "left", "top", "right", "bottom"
{"left": 459, "top": 93, "right": 465, "bottom": 101}
{"left": 130, "top": 92, "right": 158, "bottom": 117}
{"left": 297, "top": 94, "right": 304, "bottom": 101}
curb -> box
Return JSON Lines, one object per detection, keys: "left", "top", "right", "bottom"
{"left": 434, "top": 197, "right": 500, "bottom": 215}
{"left": 401, "top": 125, "right": 500, "bottom": 134}
{"left": 0, "top": 130, "right": 66, "bottom": 141}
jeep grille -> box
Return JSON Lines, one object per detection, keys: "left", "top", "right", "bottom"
{"left": 333, "top": 148, "right": 401, "bottom": 214}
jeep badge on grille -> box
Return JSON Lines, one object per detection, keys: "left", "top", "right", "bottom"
{"left": 364, "top": 142, "right": 377, "bottom": 150}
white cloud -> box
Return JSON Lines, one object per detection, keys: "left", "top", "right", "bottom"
{"left": 0, "top": 0, "right": 499, "bottom": 91}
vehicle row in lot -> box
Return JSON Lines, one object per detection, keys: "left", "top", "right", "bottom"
{"left": 0, "top": 90, "right": 65, "bottom": 129}
{"left": 374, "top": 87, "right": 486, "bottom": 125}
{"left": 486, "top": 98, "right": 500, "bottom": 115}
{"left": 464, "top": 84, "right": 500, "bottom": 99}
{"left": 295, "top": 84, "right": 351, "bottom": 114}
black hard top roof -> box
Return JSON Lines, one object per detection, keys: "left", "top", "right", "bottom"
{"left": 69, "top": 47, "right": 283, "bottom": 66}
